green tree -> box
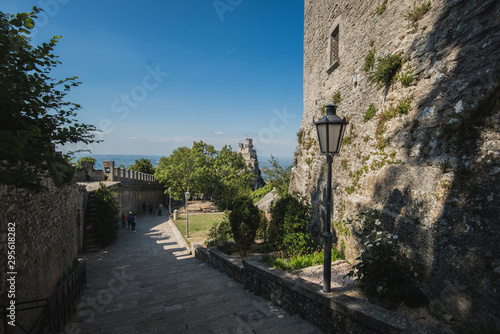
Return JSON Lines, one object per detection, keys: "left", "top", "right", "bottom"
{"left": 155, "top": 143, "right": 212, "bottom": 200}
{"left": 262, "top": 155, "right": 292, "bottom": 197}
{"left": 94, "top": 182, "right": 120, "bottom": 247}
{"left": 129, "top": 158, "right": 155, "bottom": 174}
{"left": 268, "top": 193, "right": 316, "bottom": 255}
{"left": 76, "top": 157, "right": 97, "bottom": 171}
{"left": 155, "top": 142, "right": 254, "bottom": 206}
{"left": 0, "top": 8, "right": 99, "bottom": 191}
{"left": 229, "top": 196, "right": 261, "bottom": 256}
{"left": 212, "top": 145, "right": 254, "bottom": 209}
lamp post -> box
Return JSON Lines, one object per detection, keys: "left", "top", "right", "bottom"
{"left": 314, "top": 102, "right": 349, "bottom": 293}
{"left": 168, "top": 187, "right": 172, "bottom": 218}
{"left": 185, "top": 190, "right": 190, "bottom": 238}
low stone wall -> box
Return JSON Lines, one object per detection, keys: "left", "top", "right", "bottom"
{"left": 193, "top": 244, "right": 448, "bottom": 334}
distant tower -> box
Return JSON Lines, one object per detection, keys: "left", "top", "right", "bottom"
{"left": 237, "top": 138, "right": 265, "bottom": 190}
{"left": 103, "top": 161, "right": 115, "bottom": 181}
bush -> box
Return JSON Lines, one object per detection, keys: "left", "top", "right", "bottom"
{"left": 251, "top": 183, "right": 273, "bottom": 203}
{"left": 261, "top": 249, "right": 344, "bottom": 272}
{"left": 206, "top": 211, "right": 232, "bottom": 249}
{"left": 363, "top": 103, "right": 378, "bottom": 122}
{"left": 369, "top": 53, "right": 403, "bottom": 87}
{"left": 346, "top": 210, "right": 427, "bottom": 309}
{"left": 268, "top": 193, "right": 317, "bottom": 256}
{"left": 364, "top": 49, "right": 376, "bottom": 72}
{"left": 94, "top": 182, "right": 120, "bottom": 247}
{"left": 229, "top": 196, "right": 261, "bottom": 256}
{"left": 406, "top": 1, "right": 432, "bottom": 23}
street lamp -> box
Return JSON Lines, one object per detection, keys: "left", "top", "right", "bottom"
{"left": 185, "top": 190, "right": 190, "bottom": 238}
{"left": 314, "top": 102, "right": 349, "bottom": 293}
{"left": 168, "top": 187, "right": 172, "bottom": 218}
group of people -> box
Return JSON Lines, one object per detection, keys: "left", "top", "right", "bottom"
{"left": 120, "top": 202, "right": 169, "bottom": 233}
{"left": 121, "top": 212, "right": 137, "bottom": 232}
{"left": 142, "top": 202, "right": 168, "bottom": 217}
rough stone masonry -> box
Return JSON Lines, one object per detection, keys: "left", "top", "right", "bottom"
{"left": 290, "top": 0, "right": 499, "bottom": 324}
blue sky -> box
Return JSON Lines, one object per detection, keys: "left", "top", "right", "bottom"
{"left": 3, "top": 1, "right": 304, "bottom": 159}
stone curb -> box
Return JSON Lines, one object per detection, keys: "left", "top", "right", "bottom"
{"left": 167, "top": 218, "right": 191, "bottom": 255}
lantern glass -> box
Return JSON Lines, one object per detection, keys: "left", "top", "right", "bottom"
{"left": 185, "top": 191, "right": 190, "bottom": 200}
{"left": 316, "top": 122, "right": 345, "bottom": 154}
{"left": 314, "top": 103, "right": 348, "bottom": 155}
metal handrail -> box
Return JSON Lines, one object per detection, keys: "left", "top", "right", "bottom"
{"left": 0, "top": 261, "right": 87, "bottom": 333}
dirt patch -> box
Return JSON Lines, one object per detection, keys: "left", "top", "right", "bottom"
{"left": 291, "top": 260, "right": 364, "bottom": 299}
{"left": 178, "top": 200, "right": 219, "bottom": 213}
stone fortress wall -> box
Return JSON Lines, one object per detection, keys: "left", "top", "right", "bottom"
{"left": 0, "top": 158, "right": 164, "bottom": 309}
{"left": 76, "top": 160, "right": 158, "bottom": 185}
{"left": 102, "top": 161, "right": 157, "bottom": 185}
{"left": 291, "top": 0, "right": 499, "bottom": 323}
{"left": 0, "top": 180, "right": 86, "bottom": 307}
{"left": 77, "top": 161, "right": 164, "bottom": 216}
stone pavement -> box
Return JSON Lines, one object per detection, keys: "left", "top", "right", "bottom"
{"left": 66, "top": 213, "right": 323, "bottom": 333}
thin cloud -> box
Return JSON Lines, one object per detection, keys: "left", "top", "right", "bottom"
{"left": 226, "top": 41, "right": 246, "bottom": 55}
{"left": 214, "top": 131, "right": 224, "bottom": 135}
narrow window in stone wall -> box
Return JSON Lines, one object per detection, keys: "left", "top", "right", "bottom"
{"left": 327, "top": 19, "right": 341, "bottom": 73}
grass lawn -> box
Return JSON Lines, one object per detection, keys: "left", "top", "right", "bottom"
{"left": 173, "top": 212, "right": 225, "bottom": 246}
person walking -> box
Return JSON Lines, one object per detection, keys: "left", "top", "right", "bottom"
{"left": 127, "top": 212, "right": 134, "bottom": 230}
{"left": 132, "top": 214, "right": 137, "bottom": 232}
{"left": 121, "top": 212, "right": 127, "bottom": 229}
{"left": 149, "top": 204, "right": 154, "bottom": 216}
{"left": 158, "top": 203, "right": 163, "bottom": 216}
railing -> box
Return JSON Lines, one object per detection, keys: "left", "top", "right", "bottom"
{"left": 1, "top": 261, "right": 87, "bottom": 333}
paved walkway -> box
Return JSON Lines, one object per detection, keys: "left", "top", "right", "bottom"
{"left": 66, "top": 214, "right": 323, "bottom": 333}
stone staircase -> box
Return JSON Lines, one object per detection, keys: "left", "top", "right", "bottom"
{"left": 82, "top": 191, "right": 100, "bottom": 253}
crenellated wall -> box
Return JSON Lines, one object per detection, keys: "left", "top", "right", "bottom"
{"left": 102, "top": 161, "right": 158, "bottom": 186}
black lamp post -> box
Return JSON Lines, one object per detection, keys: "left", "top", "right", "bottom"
{"left": 314, "top": 102, "right": 349, "bottom": 293}
{"left": 168, "top": 187, "right": 172, "bottom": 218}
{"left": 185, "top": 190, "right": 190, "bottom": 238}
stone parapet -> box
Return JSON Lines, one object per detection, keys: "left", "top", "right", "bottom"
{"left": 101, "top": 161, "right": 158, "bottom": 186}
{"left": 193, "top": 244, "right": 448, "bottom": 334}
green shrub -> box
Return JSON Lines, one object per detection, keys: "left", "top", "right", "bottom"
{"left": 207, "top": 211, "right": 232, "bottom": 248}
{"left": 364, "top": 103, "right": 378, "bottom": 122}
{"left": 364, "top": 49, "right": 376, "bottom": 72}
{"left": 268, "top": 193, "right": 317, "bottom": 256}
{"left": 346, "top": 210, "right": 427, "bottom": 309}
{"left": 94, "top": 182, "right": 120, "bottom": 247}
{"left": 332, "top": 90, "right": 342, "bottom": 104}
{"left": 370, "top": 53, "right": 403, "bottom": 87}
{"left": 406, "top": 1, "right": 432, "bottom": 23}
{"left": 261, "top": 249, "right": 344, "bottom": 272}
{"left": 229, "top": 196, "right": 261, "bottom": 256}
{"left": 251, "top": 183, "right": 273, "bottom": 203}
{"left": 399, "top": 68, "right": 415, "bottom": 86}
{"left": 377, "top": 0, "right": 388, "bottom": 15}
{"left": 297, "top": 129, "right": 305, "bottom": 145}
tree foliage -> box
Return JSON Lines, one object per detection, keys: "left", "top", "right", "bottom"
{"left": 76, "top": 157, "right": 96, "bottom": 171}
{"left": 129, "top": 158, "right": 155, "bottom": 175}
{"left": 262, "top": 155, "right": 292, "bottom": 197}
{"left": 268, "top": 193, "right": 317, "bottom": 256}
{"left": 94, "top": 182, "right": 119, "bottom": 247}
{"left": 0, "top": 8, "right": 99, "bottom": 191}
{"left": 229, "top": 196, "right": 261, "bottom": 256}
{"left": 155, "top": 141, "right": 254, "bottom": 207}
